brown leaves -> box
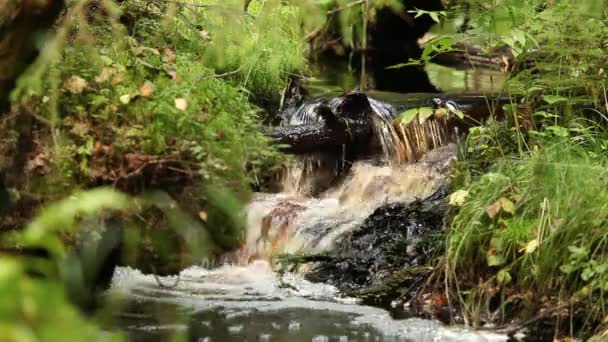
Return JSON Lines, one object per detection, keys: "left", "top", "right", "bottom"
{"left": 137, "top": 81, "right": 155, "bottom": 97}
{"left": 64, "top": 76, "right": 88, "bottom": 94}
{"left": 27, "top": 153, "right": 50, "bottom": 175}
{"left": 164, "top": 65, "right": 182, "bottom": 82}
{"left": 160, "top": 46, "right": 176, "bottom": 64}
{"left": 486, "top": 197, "right": 516, "bottom": 218}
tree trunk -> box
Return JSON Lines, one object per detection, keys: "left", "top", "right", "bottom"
{"left": 0, "top": 0, "right": 65, "bottom": 106}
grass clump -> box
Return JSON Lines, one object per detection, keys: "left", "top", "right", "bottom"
{"left": 448, "top": 139, "right": 608, "bottom": 333}
{"left": 186, "top": 0, "right": 310, "bottom": 108}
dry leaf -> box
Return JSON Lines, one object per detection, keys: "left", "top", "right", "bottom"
{"left": 486, "top": 197, "right": 516, "bottom": 218}
{"left": 486, "top": 200, "right": 502, "bottom": 219}
{"left": 175, "top": 98, "right": 188, "bottom": 111}
{"left": 199, "top": 30, "right": 210, "bottom": 40}
{"left": 164, "top": 65, "right": 182, "bottom": 82}
{"left": 199, "top": 211, "right": 208, "bottom": 222}
{"left": 138, "top": 81, "right": 155, "bottom": 97}
{"left": 65, "top": 76, "right": 88, "bottom": 94}
{"left": 160, "top": 47, "right": 176, "bottom": 64}
{"left": 95, "top": 67, "right": 115, "bottom": 83}
{"left": 111, "top": 74, "right": 125, "bottom": 85}
{"left": 524, "top": 239, "right": 539, "bottom": 254}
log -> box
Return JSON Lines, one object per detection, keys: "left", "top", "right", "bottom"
{"left": 265, "top": 92, "right": 517, "bottom": 155}
{"left": 266, "top": 103, "right": 373, "bottom": 154}
{"left": 430, "top": 42, "right": 514, "bottom": 72}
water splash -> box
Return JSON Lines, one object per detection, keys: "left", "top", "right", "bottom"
{"left": 245, "top": 145, "right": 456, "bottom": 261}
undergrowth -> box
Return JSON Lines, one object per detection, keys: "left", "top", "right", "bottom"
{"left": 0, "top": 0, "right": 314, "bottom": 339}
{"left": 441, "top": 0, "right": 608, "bottom": 338}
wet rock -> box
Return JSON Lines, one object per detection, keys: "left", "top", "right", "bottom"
{"left": 306, "top": 184, "right": 449, "bottom": 297}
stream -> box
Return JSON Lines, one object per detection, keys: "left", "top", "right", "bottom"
{"left": 108, "top": 63, "right": 514, "bottom": 342}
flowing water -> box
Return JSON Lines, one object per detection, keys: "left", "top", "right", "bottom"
{"left": 110, "top": 64, "right": 511, "bottom": 341}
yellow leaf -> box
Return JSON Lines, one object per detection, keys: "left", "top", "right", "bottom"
{"left": 199, "top": 211, "right": 208, "bottom": 222}
{"left": 449, "top": 190, "right": 469, "bottom": 207}
{"left": 500, "top": 197, "right": 515, "bottom": 214}
{"left": 119, "top": 94, "right": 131, "bottom": 104}
{"left": 524, "top": 239, "right": 539, "bottom": 254}
{"left": 175, "top": 98, "right": 188, "bottom": 111}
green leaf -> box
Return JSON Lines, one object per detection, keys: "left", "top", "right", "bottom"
{"left": 500, "top": 198, "right": 515, "bottom": 214}
{"left": 543, "top": 95, "right": 568, "bottom": 104}
{"left": 546, "top": 125, "right": 569, "bottom": 137}
{"left": 487, "top": 254, "right": 506, "bottom": 267}
{"left": 453, "top": 109, "right": 465, "bottom": 119}
{"left": 418, "top": 107, "right": 435, "bottom": 122}
{"left": 497, "top": 269, "right": 512, "bottom": 285}
{"left": 429, "top": 12, "right": 440, "bottom": 23}
{"left": 399, "top": 108, "right": 420, "bottom": 124}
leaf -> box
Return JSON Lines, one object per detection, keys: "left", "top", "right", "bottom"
{"left": 546, "top": 125, "right": 569, "bottom": 137}
{"left": 500, "top": 198, "right": 515, "bottom": 214}
{"left": 487, "top": 254, "right": 506, "bottom": 267}
{"left": 64, "top": 76, "right": 88, "bottom": 94}
{"left": 138, "top": 81, "right": 155, "bottom": 97}
{"left": 111, "top": 74, "right": 125, "bottom": 85}
{"left": 543, "top": 95, "right": 568, "bottom": 104}
{"left": 487, "top": 197, "right": 515, "bottom": 218}
{"left": 453, "top": 109, "right": 465, "bottom": 120}
{"left": 486, "top": 200, "right": 502, "bottom": 219}
{"left": 434, "top": 107, "right": 449, "bottom": 119}
{"left": 524, "top": 239, "right": 539, "bottom": 254}
{"left": 418, "top": 107, "right": 435, "bottom": 122}
{"left": 497, "top": 269, "right": 512, "bottom": 285}
{"left": 95, "top": 67, "right": 115, "bottom": 83}
{"left": 429, "top": 11, "right": 440, "bottom": 23}
{"left": 175, "top": 98, "right": 188, "bottom": 111}
{"left": 119, "top": 94, "right": 131, "bottom": 104}
{"left": 449, "top": 190, "right": 469, "bottom": 207}
{"left": 399, "top": 108, "right": 419, "bottom": 124}
{"left": 199, "top": 211, "right": 208, "bottom": 222}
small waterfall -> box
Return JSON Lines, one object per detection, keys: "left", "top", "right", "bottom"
{"left": 244, "top": 93, "right": 458, "bottom": 262}
{"left": 243, "top": 145, "right": 456, "bottom": 261}
{"left": 394, "top": 116, "right": 455, "bottom": 162}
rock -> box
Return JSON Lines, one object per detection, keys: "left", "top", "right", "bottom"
{"left": 305, "top": 184, "right": 449, "bottom": 300}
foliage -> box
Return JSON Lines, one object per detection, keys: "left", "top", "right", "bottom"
{"left": 316, "top": 0, "right": 403, "bottom": 49}
{"left": 0, "top": 188, "right": 129, "bottom": 341}
{"left": 1, "top": 0, "right": 313, "bottom": 338}
{"left": 440, "top": 0, "right": 608, "bottom": 337}
{"left": 197, "top": 0, "right": 310, "bottom": 105}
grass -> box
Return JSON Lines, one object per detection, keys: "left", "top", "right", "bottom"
{"left": 447, "top": 137, "right": 608, "bottom": 332}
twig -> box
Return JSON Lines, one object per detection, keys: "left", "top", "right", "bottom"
{"left": 327, "top": 0, "right": 365, "bottom": 15}
{"left": 479, "top": 301, "right": 576, "bottom": 335}
{"left": 151, "top": 265, "right": 181, "bottom": 289}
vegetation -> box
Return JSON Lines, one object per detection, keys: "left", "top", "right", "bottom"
{"left": 0, "top": 0, "right": 312, "bottom": 339}
{"left": 437, "top": 0, "right": 608, "bottom": 338}
{"left": 4, "top": 0, "right": 608, "bottom": 340}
